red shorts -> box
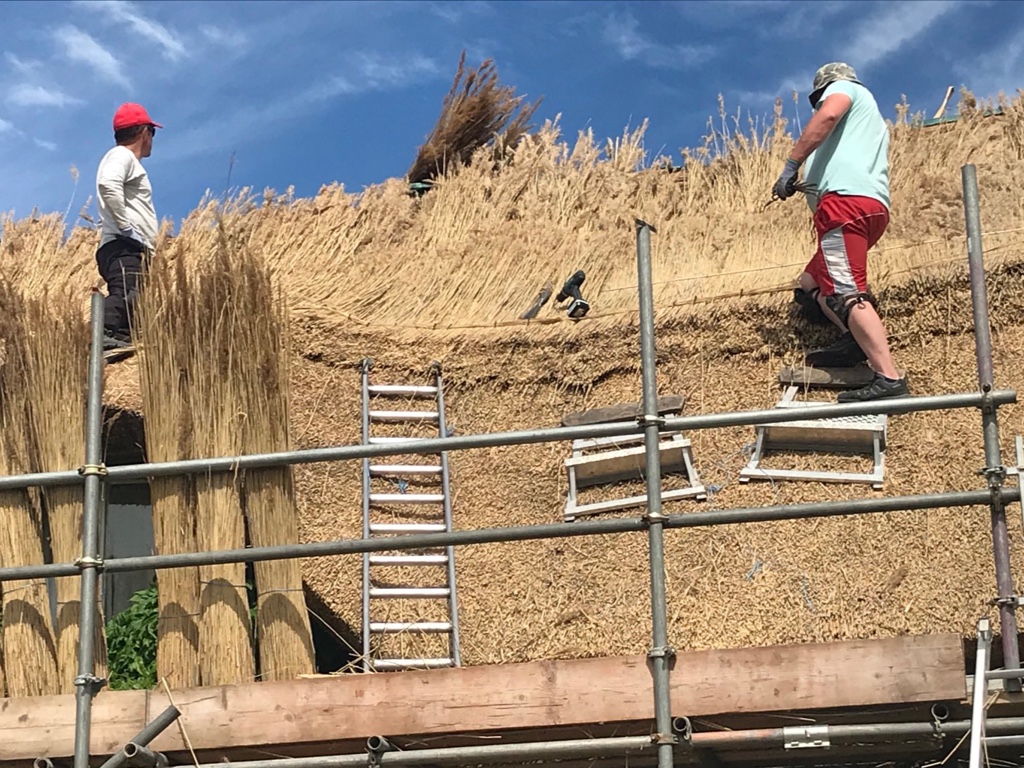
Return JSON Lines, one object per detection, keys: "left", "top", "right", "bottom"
{"left": 804, "top": 193, "right": 889, "bottom": 296}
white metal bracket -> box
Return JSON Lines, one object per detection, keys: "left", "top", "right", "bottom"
{"left": 739, "top": 386, "right": 887, "bottom": 489}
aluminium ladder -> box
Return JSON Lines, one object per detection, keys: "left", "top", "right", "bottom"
{"left": 360, "top": 359, "right": 461, "bottom": 672}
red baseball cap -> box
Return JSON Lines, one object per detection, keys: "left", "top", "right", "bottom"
{"left": 112, "top": 103, "right": 163, "bottom": 132}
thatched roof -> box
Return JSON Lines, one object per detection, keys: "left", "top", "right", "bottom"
{"left": 8, "top": 89, "right": 1024, "bottom": 667}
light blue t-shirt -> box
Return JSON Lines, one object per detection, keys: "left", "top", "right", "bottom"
{"left": 804, "top": 80, "right": 890, "bottom": 211}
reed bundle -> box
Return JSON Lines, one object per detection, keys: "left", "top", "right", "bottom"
{"left": 186, "top": 234, "right": 255, "bottom": 685}
{"left": 407, "top": 51, "right": 541, "bottom": 185}
{"left": 0, "top": 281, "right": 59, "bottom": 696}
{"left": 136, "top": 249, "right": 202, "bottom": 689}
{"left": 234, "top": 245, "right": 315, "bottom": 680}
{"left": 22, "top": 293, "right": 106, "bottom": 692}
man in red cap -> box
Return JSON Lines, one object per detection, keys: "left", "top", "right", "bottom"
{"left": 95, "top": 102, "right": 163, "bottom": 351}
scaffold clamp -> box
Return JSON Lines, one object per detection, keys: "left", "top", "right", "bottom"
{"left": 989, "top": 595, "right": 1023, "bottom": 608}
{"left": 77, "top": 463, "right": 108, "bottom": 477}
{"left": 74, "top": 673, "right": 107, "bottom": 693}
{"left": 75, "top": 555, "right": 103, "bottom": 569}
{"left": 637, "top": 413, "right": 666, "bottom": 428}
{"left": 651, "top": 732, "right": 678, "bottom": 746}
{"left": 648, "top": 645, "right": 676, "bottom": 660}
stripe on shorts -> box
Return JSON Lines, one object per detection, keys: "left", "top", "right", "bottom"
{"left": 820, "top": 227, "right": 856, "bottom": 294}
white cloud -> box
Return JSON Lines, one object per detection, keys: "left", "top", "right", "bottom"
{"left": 159, "top": 51, "right": 443, "bottom": 162}
{"left": 200, "top": 24, "right": 247, "bottom": 50}
{"left": 0, "top": 117, "right": 14, "bottom": 133}
{"left": 841, "top": 1, "right": 961, "bottom": 70}
{"left": 603, "top": 12, "right": 713, "bottom": 69}
{"left": 355, "top": 53, "right": 440, "bottom": 89}
{"left": 956, "top": 26, "right": 1024, "bottom": 99}
{"left": 33, "top": 138, "right": 58, "bottom": 152}
{"left": 7, "top": 84, "right": 83, "bottom": 108}
{"left": 77, "top": 0, "right": 187, "bottom": 61}
{"left": 55, "top": 25, "right": 130, "bottom": 88}
{"left": 427, "top": 1, "right": 493, "bottom": 24}
{"left": 4, "top": 52, "right": 42, "bottom": 74}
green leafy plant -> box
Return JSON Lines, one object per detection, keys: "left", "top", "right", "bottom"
{"left": 106, "top": 583, "right": 158, "bottom": 690}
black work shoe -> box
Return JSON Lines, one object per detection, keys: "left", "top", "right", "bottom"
{"left": 805, "top": 331, "right": 868, "bottom": 368}
{"left": 837, "top": 374, "right": 909, "bottom": 403}
{"left": 102, "top": 331, "right": 132, "bottom": 352}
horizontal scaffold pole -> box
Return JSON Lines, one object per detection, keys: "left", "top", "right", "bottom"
{"left": 0, "top": 487, "right": 1016, "bottom": 582}
{"left": 0, "top": 390, "right": 1012, "bottom": 493}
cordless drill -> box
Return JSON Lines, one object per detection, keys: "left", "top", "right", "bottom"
{"left": 556, "top": 270, "right": 590, "bottom": 319}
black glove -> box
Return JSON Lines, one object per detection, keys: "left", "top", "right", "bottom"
{"left": 772, "top": 158, "right": 801, "bottom": 200}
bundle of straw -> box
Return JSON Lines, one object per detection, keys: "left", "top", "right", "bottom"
{"left": 235, "top": 246, "right": 315, "bottom": 681}
{"left": 0, "top": 619, "right": 6, "bottom": 696}
{"left": 185, "top": 235, "right": 255, "bottom": 685}
{"left": 0, "top": 281, "right": 59, "bottom": 697}
{"left": 136, "top": 250, "right": 202, "bottom": 689}
{"left": 407, "top": 51, "right": 541, "bottom": 185}
{"left": 22, "top": 292, "right": 106, "bottom": 692}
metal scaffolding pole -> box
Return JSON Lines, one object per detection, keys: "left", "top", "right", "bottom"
{"left": 193, "top": 736, "right": 659, "bottom": 768}
{"left": 0, "top": 391, "right": 1009, "bottom": 493}
{"left": 0, "top": 487, "right": 1015, "bottom": 583}
{"left": 97, "top": 706, "right": 182, "bottom": 768}
{"left": 73, "top": 292, "right": 108, "bottom": 768}
{"left": 963, "top": 163, "right": 1021, "bottom": 688}
{"left": 168, "top": 715, "right": 1024, "bottom": 768}
{"left": 635, "top": 220, "right": 676, "bottom": 768}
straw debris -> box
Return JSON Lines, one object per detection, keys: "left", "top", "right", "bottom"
{"left": 407, "top": 51, "right": 541, "bottom": 186}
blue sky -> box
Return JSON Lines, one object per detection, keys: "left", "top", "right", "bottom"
{"left": 1, "top": 0, "right": 1022, "bottom": 227}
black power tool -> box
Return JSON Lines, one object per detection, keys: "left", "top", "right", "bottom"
{"left": 556, "top": 270, "right": 590, "bottom": 319}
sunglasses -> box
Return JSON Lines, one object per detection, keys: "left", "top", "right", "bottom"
{"left": 146, "top": 125, "right": 156, "bottom": 136}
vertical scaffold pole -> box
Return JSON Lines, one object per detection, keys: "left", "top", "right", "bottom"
{"left": 73, "top": 291, "right": 109, "bottom": 768}
{"left": 962, "top": 164, "right": 1020, "bottom": 691}
{"left": 635, "top": 219, "right": 676, "bottom": 768}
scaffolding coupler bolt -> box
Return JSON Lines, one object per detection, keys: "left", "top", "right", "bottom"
{"left": 977, "top": 465, "right": 1007, "bottom": 484}
{"left": 74, "top": 673, "right": 107, "bottom": 693}
{"left": 650, "top": 732, "right": 678, "bottom": 746}
{"left": 989, "top": 595, "right": 1023, "bottom": 608}
{"left": 75, "top": 555, "right": 103, "bottom": 570}
{"left": 77, "top": 463, "right": 108, "bottom": 478}
{"left": 637, "top": 413, "right": 666, "bottom": 429}
{"left": 648, "top": 645, "right": 676, "bottom": 660}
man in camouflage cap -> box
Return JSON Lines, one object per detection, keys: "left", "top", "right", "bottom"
{"left": 772, "top": 62, "right": 907, "bottom": 402}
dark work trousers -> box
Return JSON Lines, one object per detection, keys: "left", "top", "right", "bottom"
{"left": 96, "top": 237, "right": 149, "bottom": 337}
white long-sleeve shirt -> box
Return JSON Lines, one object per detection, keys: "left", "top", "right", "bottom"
{"left": 96, "top": 145, "right": 158, "bottom": 249}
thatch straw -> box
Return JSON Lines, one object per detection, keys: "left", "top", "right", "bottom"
{"left": 22, "top": 293, "right": 106, "bottom": 692}
{"left": 407, "top": 51, "right": 541, "bottom": 185}
{"left": 136, "top": 248, "right": 202, "bottom": 689}
{"left": 6, "top": 87, "right": 1024, "bottom": 672}
{"left": 233, "top": 242, "right": 314, "bottom": 680}
{"left": 186, "top": 234, "right": 255, "bottom": 685}
{"left": 0, "top": 281, "right": 60, "bottom": 696}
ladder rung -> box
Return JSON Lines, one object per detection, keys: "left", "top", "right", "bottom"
{"left": 369, "top": 523, "right": 447, "bottom": 534}
{"left": 370, "top": 587, "right": 450, "bottom": 599}
{"left": 369, "top": 554, "right": 449, "bottom": 566}
{"left": 368, "top": 436, "right": 429, "bottom": 445}
{"left": 371, "top": 658, "right": 454, "bottom": 671}
{"left": 370, "top": 410, "right": 439, "bottom": 423}
{"left": 370, "top": 621, "right": 452, "bottom": 634}
{"left": 370, "top": 493, "right": 445, "bottom": 505}
{"left": 370, "top": 464, "right": 442, "bottom": 476}
{"left": 368, "top": 385, "right": 438, "bottom": 397}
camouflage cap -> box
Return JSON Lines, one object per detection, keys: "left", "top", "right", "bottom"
{"left": 809, "top": 62, "right": 862, "bottom": 107}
